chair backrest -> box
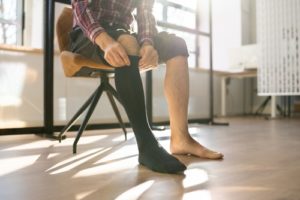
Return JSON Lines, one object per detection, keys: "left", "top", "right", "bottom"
{"left": 56, "top": 7, "right": 73, "bottom": 52}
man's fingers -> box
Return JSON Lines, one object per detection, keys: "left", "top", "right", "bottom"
{"left": 139, "top": 50, "right": 151, "bottom": 65}
{"left": 139, "top": 54, "right": 146, "bottom": 65}
{"left": 118, "top": 48, "right": 130, "bottom": 66}
{"left": 139, "top": 45, "right": 159, "bottom": 69}
{"left": 152, "top": 53, "right": 159, "bottom": 66}
{"left": 139, "top": 55, "right": 158, "bottom": 68}
{"left": 103, "top": 42, "right": 131, "bottom": 67}
{"left": 106, "top": 55, "right": 119, "bottom": 67}
{"left": 112, "top": 52, "right": 127, "bottom": 67}
{"left": 111, "top": 46, "right": 130, "bottom": 67}
{"left": 149, "top": 51, "right": 158, "bottom": 65}
{"left": 106, "top": 52, "right": 124, "bottom": 67}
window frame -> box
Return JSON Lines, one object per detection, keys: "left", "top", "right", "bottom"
{"left": 0, "top": 0, "right": 24, "bottom": 45}
{"left": 155, "top": 0, "right": 211, "bottom": 68}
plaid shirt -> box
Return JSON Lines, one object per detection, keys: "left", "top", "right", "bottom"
{"left": 72, "top": 0, "right": 158, "bottom": 45}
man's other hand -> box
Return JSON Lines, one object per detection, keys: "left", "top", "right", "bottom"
{"left": 95, "top": 32, "right": 130, "bottom": 67}
{"left": 139, "top": 43, "right": 158, "bottom": 70}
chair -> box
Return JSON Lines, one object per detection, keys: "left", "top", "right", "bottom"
{"left": 56, "top": 7, "right": 127, "bottom": 154}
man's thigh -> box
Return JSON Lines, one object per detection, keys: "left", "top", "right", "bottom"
{"left": 69, "top": 27, "right": 106, "bottom": 64}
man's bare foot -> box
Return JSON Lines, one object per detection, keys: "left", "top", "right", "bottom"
{"left": 170, "top": 135, "right": 224, "bottom": 159}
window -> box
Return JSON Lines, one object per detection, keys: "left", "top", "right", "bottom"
{"left": 0, "top": 0, "right": 23, "bottom": 45}
{"left": 154, "top": 0, "right": 211, "bottom": 68}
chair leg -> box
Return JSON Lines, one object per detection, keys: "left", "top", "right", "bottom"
{"left": 106, "top": 83, "right": 123, "bottom": 104}
{"left": 58, "top": 88, "right": 99, "bottom": 142}
{"left": 106, "top": 91, "right": 127, "bottom": 140}
{"left": 73, "top": 84, "right": 104, "bottom": 154}
{"left": 255, "top": 96, "right": 271, "bottom": 115}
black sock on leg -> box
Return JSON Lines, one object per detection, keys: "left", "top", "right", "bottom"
{"left": 114, "top": 56, "right": 186, "bottom": 173}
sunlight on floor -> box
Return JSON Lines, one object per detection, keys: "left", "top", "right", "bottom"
{"left": 0, "top": 155, "right": 40, "bottom": 176}
{"left": 55, "top": 135, "right": 108, "bottom": 147}
{"left": 47, "top": 148, "right": 110, "bottom": 175}
{"left": 2, "top": 135, "right": 108, "bottom": 151}
{"left": 3, "top": 140, "right": 54, "bottom": 151}
{"left": 47, "top": 153, "right": 60, "bottom": 159}
{"left": 183, "top": 168, "right": 209, "bottom": 188}
{"left": 73, "top": 144, "right": 138, "bottom": 177}
{"left": 114, "top": 180, "right": 155, "bottom": 200}
{"left": 112, "top": 132, "right": 134, "bottom": 142}
{"left": 76, "top": 189, "right": 98, "bottom": 200}
{"left": 188, "top": 127, "right": 202, "bottom": 134}
{"left": 95, "top": 143, "right": 138, "bottom": 163}
{"left": 73, "top": 156, "right": 138, "bottom": 177}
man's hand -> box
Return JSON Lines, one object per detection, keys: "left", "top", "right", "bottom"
{"left": 139, "top": 43, "right": 158, "bottom": 70}
{"left": 95, "top": 32, "right": 130, "bottom": 67}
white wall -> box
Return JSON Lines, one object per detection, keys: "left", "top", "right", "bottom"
{"left": 241, "top": 0, "right": 257, "bottom": 44}
{"left": 211, "top": 0, "right": 258, "bottom": 115}
{"left": 0, "top": 50, "right": 44, "bottom": 128}
{"left": 212, "top": 0, "right": 242, "bottom": 70}
{"left": 23, "top": 0, "right": 44, "bottom": 48}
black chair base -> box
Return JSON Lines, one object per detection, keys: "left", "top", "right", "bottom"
{"left": 58, "top": 72, "right": 127, "bottom": 154}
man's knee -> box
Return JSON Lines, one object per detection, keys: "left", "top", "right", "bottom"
{"left": 117, "top": 34, "right": 140, "bottom": 56}
{"left": 155, "top": 32, "right": 189, "bottom": 62}
{"left": 170, "top": 36, "right": 188, "bottom": 53}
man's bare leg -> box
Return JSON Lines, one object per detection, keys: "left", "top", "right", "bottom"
{"left": 164, "top": 56, "right": 223, "bottom": 159}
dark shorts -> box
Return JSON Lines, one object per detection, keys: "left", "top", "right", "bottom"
{"left": 69, "top": 23, "right": 189, "bottom": 65}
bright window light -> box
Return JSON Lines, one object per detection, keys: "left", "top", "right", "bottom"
{"left": 168, "top": 0, "right": 197, "bottom": 10}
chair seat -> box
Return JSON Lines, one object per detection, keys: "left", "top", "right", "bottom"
{"left": 60, "top": 51, "right": 115, "bottom": 77}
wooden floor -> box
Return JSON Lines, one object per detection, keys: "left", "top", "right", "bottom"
{"left": 0, "top": 117, "right": 300, "bottom": 200}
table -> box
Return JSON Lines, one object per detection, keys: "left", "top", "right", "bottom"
{"left": 195, "top": 68, "right": 277, "bottom": 118}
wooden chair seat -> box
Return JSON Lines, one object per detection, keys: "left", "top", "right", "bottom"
{"left": 60, "top": 51, "right": 114, "bottom": 77}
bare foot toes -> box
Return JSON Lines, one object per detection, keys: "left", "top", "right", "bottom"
{"left": 197, "top": 147, "right": 224, "bottom": 159}
{"left": 170, "top": 136, "right": 223, "bottom": 160}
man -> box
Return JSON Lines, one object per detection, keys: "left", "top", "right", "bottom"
{"left": 70, "top": 0, "right": 223, "bottom": 174}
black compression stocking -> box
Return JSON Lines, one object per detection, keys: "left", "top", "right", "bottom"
{"left": 114, "top": 56, "right": 186, "bottom": 173}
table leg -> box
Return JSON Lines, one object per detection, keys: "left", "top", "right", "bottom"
{"left": 271, "top": 95, "right": 276, "bottom": 118}
{"left": 221, "top": 76, "right": 227, "bottom": 117}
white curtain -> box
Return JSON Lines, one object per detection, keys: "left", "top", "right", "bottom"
{"left": 257, "top": 0, "right": 300, "bottom": 95}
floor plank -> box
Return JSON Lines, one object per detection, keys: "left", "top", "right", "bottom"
{"left": 0, "top": 117, "right": 300, "bottom": 200}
